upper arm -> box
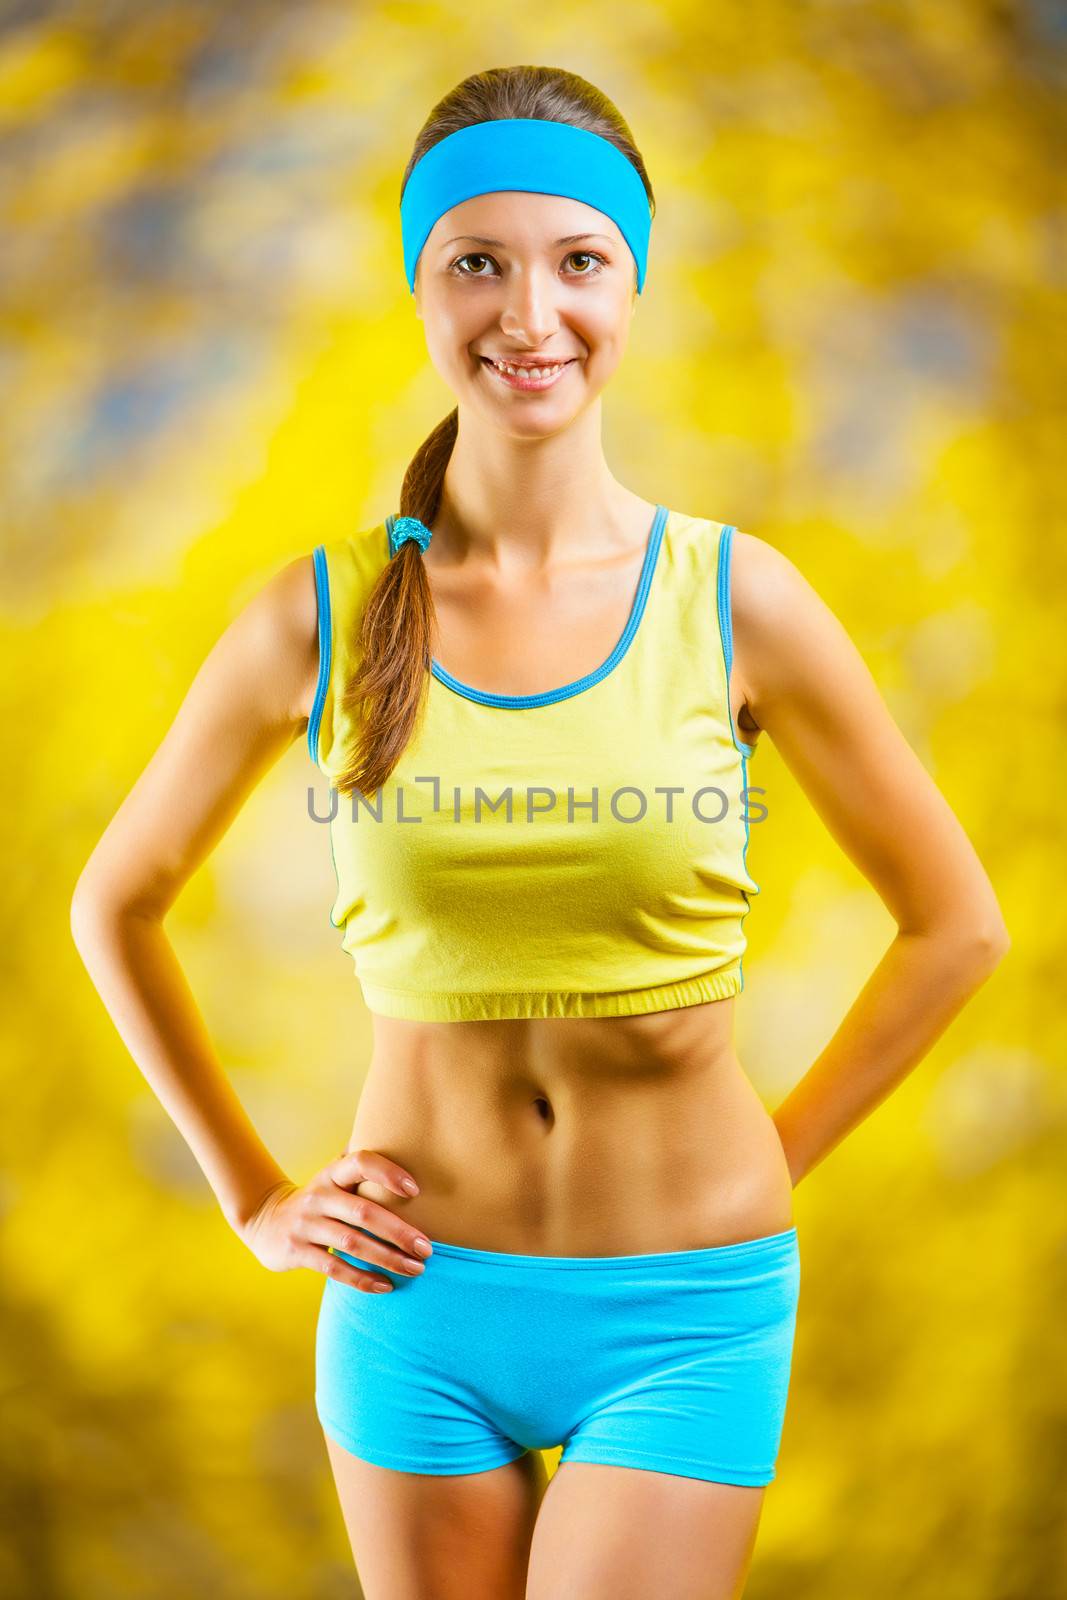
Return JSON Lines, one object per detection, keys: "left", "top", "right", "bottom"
{"left": 729, "top": 531, "right": 1009, "bottom": 947}
{"left": 72, "top": 553, "right": 321, "bottom": 921}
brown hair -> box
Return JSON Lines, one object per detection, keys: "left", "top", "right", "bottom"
{"left": 334, "top": 65, "right": 656, "bottom": 798}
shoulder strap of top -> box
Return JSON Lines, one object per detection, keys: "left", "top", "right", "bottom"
{"left": 307, "top": 544, "right": 332, "bottom": 766}
{"left": 306, "top": 523, "right": 391, "bottom": 775}
{"left": 714, "top": 522, "right": 756, "bottom": 759}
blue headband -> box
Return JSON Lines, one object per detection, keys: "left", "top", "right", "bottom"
{"left": 400, "top": 118, "right": 651, "bottom": 295}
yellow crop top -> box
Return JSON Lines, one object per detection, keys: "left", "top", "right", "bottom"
{"left": 306, "top": 504, "right": 760, "bottom": 1021}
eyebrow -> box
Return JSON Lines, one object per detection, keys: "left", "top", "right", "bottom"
{"left": 441, "top": 232, "right": 614, "bottom": 250}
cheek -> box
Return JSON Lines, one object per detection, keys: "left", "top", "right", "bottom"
{"left": 429, "top": 311, "right": 465, "bottom": 350}
{"left": 583, "top": 326, "right": 627, "bottom": 366}
{"left": 426, "top": 329, "right": 477, "bottom": 381}
{"left": 422, "top": 291, "right": 479, "bottom": 346}
{"left": 578, "top": 301, "right": 631, "bottom": 353}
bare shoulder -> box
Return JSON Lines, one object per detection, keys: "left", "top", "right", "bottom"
{"left": 728, "top": 528, "right": 842, "bottom": 716}
{"left": 729, "top": 529, "right": 809, "bottom": 649}
{"left": 238, "top": 550, "right": 321, "bottom": 726}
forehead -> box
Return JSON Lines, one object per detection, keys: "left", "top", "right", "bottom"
{"left": 427, "top": 190, "right": 621, "bottom": 250}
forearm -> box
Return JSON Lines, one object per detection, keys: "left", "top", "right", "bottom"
{"left": 70, "top": 893, "right": 291, "bottom": 1233}
{"left": 772, "top": 925, "right": 1009, "bottom": 1187}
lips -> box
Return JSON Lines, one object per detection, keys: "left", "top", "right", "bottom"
{"left": 482, "top": 357, "right": 574, "bottom": 368}
{"left": 479, "top": 356, "right": 576, "bottom": 392}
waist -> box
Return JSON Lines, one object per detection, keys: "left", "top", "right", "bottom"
{"left": 345, "top": 1001, "right": 794, "bottom": 1255}
{"left": 357, "top": 961, "right": 745, "bottom": 1022}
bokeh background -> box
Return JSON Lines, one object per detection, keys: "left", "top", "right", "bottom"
{"left": 3, "top": 4, "right": 1065, "bottom": 1597}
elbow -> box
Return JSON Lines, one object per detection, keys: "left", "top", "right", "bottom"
{"left": 959, "top": 914, "right": 1011, "bottom": 979}
{"left": 70, "top": 871, "right": 132, "bottom": 954}
{"left": 71, "top": 871, "right": 167, "bottom": 952}
{"left": 979, "top": 917, "right": 1011, "bottom": 966}
{"left": 903, "top": 907, "right": 1011, "bottom": 977}
{"left": 973, "top": 886, "right": 1011, "bottom": 966}
{"left": 70, "top": 874, "right": 106, "bottom": 955}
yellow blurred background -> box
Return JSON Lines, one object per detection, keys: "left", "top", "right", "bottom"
{"left": 2, "top": 4, "right": 1064, "bottom": 1597}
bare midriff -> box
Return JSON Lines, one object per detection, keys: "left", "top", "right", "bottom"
{"left": 344, "top": 998, "right": 795, "bottom": 1257}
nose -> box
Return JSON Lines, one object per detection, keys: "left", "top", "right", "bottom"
{"left": 499, "top": 265, "right": 561, "bottom": 346}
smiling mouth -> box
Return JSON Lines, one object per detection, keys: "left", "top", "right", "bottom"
{"left": 479, "top": 356, "right": 577, "bottom": 391}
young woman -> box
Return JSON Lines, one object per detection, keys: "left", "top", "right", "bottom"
{"left": 71, "top": 65, "right": 1010, "bottom": 1600}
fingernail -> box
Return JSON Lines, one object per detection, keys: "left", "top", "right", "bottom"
{"left": 413, "top": 1237, "right": 432, "bottom": 1257}
{"left": 402, "top": 1179, "right": 419, "bottom": 1195}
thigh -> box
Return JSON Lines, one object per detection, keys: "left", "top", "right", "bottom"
{"left": 527, "top": 1461, "right": 765, "bottom": 1600}
{"left": 325, "top": 1433, "right": 550, "bottom": 1600}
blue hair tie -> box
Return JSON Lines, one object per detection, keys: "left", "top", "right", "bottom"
{"left": 389, "top": 515, "right": 433, "bottom": 556}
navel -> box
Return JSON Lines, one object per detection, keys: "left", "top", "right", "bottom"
{"left": 531, "top": 1094, "right": 555, "bottom": 1129}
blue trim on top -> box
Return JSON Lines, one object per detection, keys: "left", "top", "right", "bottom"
{"left": 307, "top": 544, "right": 332, "bottom": 767}
{"left": 716, "top": 522, "right": 759, "bottom": 992}
{"left": 385, "top": 504, "right": 669, "bottom": 709}
{"left": 715, "top": 524, "right": 757, "bottom": 759}
{"left": 736, "top": 749, "right": 760, "bottom": 992}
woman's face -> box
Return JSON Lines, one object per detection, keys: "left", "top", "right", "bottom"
{"left": 413, "top": 191, "right": 639, "bottom": 436}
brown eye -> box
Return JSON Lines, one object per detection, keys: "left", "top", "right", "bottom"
{"left": 455, "top": 253, "right": 494, "bottom": 276}
{"left": 451, "top": 250, "right": 606, "bottom": 280}
{"left": 566, "top": 252, "right": 606, "bottom": 277}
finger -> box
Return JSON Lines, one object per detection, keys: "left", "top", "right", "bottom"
{"left": 330, "top": 1147, "right": 420, "bottom": 1198}
{"left": 321, "top": 1190, "right": 433, "bottom": 1264}
{"left": 302, "top": 1242, "right": 395, "bottom": 1293}
{"left": 312, "top": 1216, "right": 428, "bottom": 1276}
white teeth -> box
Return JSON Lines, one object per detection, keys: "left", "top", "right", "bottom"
{"left": 491, "top": 358, "right": 565, "bottom": 379}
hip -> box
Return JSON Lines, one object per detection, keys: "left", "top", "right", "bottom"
{"left": 317, "top": 1221, "right": 801, "bottom": 1482}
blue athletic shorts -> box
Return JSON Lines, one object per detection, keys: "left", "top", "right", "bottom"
{"left": 315, "top": 1224, "right": 800, "bottom": 1487}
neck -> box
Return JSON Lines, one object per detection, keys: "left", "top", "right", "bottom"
{"left": 430, "top": 405, "right": 640, "bottom": 568}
